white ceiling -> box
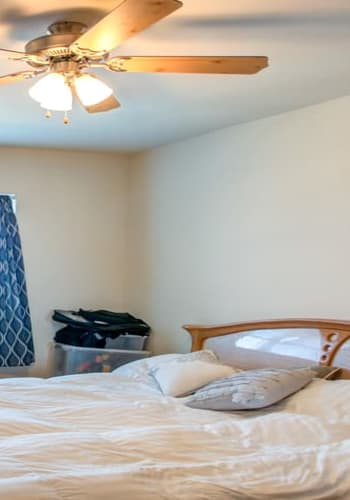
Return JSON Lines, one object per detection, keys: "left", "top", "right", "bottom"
{"left": 0, "top": 0, "right": 349, "bottom": 152}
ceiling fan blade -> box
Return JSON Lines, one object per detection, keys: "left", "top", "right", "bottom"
{"left": 70, "top": 0, "right": 182, "bottom": 57}
{"left": 0, "top": 48, "right": 48, "bottom": 65}
{"left": 82, "top": 95, "right": 121, "bottom": 113}
{"left": 0, "top": 48, "right": 29, "bottom": 58}
{"left": 0, "top": 70, "right": 44, "bottom": 86}
{"left": 106, "top": 56, "right": 268, "bottom": 74}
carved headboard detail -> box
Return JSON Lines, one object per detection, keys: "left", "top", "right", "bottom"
{"left": 183, "top": 319, "right": 350, "bottom": 379}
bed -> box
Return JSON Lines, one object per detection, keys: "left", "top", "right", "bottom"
{"left": 2, "top": 318, "right": 350, "bottom": 499}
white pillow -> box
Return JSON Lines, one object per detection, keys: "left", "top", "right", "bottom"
{"left": 151, "top": 359, "right": 237, "bottom": 397}
{"left": 113, "top": 350, "right": 221, "bottom": 387}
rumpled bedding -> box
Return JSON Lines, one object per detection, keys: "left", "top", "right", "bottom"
{"left": 0, "top": 372, "right": 349, "bottom": 499}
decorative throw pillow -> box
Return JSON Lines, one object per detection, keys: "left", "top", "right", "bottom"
{"left": 151, "top": 359, "right": 237, "bottom": 397}
{"left": 185, "top": 367, "right": 316, "bottom": 411}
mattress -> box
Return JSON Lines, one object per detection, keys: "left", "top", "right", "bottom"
{"left": 0, "top": 372, "right": 349, "bottom": 499}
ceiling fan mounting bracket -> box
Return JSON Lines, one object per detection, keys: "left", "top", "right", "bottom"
{"left": 47, "top": 21, "right": 88, "bottom": 35}
{"left": 70, "top": 44, "right": 109, "bottom": 61}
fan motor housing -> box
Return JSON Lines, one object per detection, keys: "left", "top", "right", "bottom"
{"left": 24, "top": 22, "right": 90, "bottom": 63}
{"left": 25, "top": 33, "right": 80, "bottom": 58}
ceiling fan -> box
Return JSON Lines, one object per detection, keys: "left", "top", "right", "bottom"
{"left": 0, "top": 0, "right": 269, "bottom": 123}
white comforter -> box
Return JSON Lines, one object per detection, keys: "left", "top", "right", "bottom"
{"left": 0, "top": 373, "right": 349, "bottom": 499}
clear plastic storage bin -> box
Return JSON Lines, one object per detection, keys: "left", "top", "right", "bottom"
{"left": 105, "top": 334, "right": 147, "bottom": 350}
{"left": 51, "top": 342, "right": 151, "bottom": 376}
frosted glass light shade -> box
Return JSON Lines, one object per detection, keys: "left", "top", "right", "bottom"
{"left": 39, "top": 92, "right": 72, "bottom": 112}
{"left": 74, "top": 74, "right": 113, "bottom": 106}
{"left": 29, "top": 73, "right": 72, "bottom": 111}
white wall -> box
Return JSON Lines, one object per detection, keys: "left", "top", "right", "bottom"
{"left": 127, "top": 95, "right": 350, "bottom": 354}
{"left": 0, "top": 147, "right": 128, "bottom": 376}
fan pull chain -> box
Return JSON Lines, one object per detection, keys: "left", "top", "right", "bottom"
{"left": 45, "top": 110, "right": 52, "bottom": 119}
{"left": 63, "top": 111, "right": 69, "bottom": 125}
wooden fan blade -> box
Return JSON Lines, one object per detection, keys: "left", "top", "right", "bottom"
{"left": 107, "top": 55, "right": 268, "bottom": 74}
{"left": 82, "top": 95, "right": 121, "bottom": 113}
{"left": 0, "top": 70, "right": 43, "bottom": 85}
{"left": 70, "top": 0, "right": 182, "bottom": 56}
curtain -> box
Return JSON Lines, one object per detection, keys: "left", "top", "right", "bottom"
{"left": 0, "top": 196, "right": 34, "bottom": 366}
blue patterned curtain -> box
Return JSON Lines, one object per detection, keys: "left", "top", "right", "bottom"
{"left": 0, "top": 196, "right": 34, "bottom": 366}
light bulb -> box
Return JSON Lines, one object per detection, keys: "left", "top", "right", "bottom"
{"left": 29, "top": 73, "right": 73, "bottom": 111}
{"left": 74, "top": 73, "right": 113, "bottom": 107}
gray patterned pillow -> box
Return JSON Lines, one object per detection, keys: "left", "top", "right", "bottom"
{"left": 185, "top": 367, "right": 316, "bottom": 411}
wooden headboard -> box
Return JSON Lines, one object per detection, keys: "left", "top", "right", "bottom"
{"left": 183, "top": 319, "right": 350, "bottom": 379}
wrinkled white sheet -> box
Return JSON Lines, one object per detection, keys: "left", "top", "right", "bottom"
{"left": 0, "top": 373, "right": 349, "bottom": 499}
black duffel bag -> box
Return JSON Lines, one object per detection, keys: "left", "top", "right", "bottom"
{"left": 52, "top": 309, "right": 150, "bottom": 342}
{"left": 78, "top": 309, "right": 150, "bottom": 338}
{"left": 54, "top": 326, "right": 106, "bottom": 348}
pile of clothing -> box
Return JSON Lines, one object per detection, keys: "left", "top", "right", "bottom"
{"left": 53, "top": 309, "right": 150, "bottom": 348}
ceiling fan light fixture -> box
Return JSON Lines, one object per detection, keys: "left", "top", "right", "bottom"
{"left": 29, "top": 72, "right": 73, "bottom": 111}
{"left": 2, "top": 0, "right": 268, "bottom": 123}
{"left": 74, "top": 73, "right": 113, "bottom": 107}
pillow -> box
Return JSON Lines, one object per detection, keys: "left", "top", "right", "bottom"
{"left": 310, "top": 365, "right": 342, "bottom": 380}
{"left": 113, "top": 350, "right": 221, "bottom": 386}
{"left": 151, "top": 359, "right": 237, "bottom": 397}
{"left": 185, "top": 367, "right": 316, "bottom": 411}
